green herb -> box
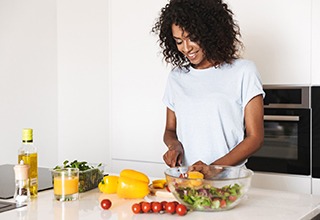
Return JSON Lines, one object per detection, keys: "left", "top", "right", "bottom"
{"left": 54, "top": 160, "right": 102, "bottom": 171}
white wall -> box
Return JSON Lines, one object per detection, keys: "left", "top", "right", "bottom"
{"left": 227, "top": 0, "right": 312, "bottom": 85}
{"left": 0, "top": 0, "right": 58, "bottom": 167}
{"left": 109, "top": 0, "right": 170, "bottom": 177}
{"left": 57, "top": 0, "right": 109, "bottom": 167}
{"left": 311, "top": 0, "right": 320, "bottom": 85}
{"left": 0, "top": 0, "right": 109, "bottom": 168}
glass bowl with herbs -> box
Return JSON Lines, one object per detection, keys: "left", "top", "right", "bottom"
{"left": 53, "top": 160, "right": 105, "bottom": 193}
{"left": 165, "top": 165, "right": 253, "bottom": 211}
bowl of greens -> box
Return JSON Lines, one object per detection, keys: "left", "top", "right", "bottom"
{"left": 164, "top": 165, "right": 253, "bottom": 211}
{"left": 53, "top": 160, "right": 105, "bottom": 193}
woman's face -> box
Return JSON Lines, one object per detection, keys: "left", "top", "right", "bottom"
{"left": 172, "top": 24, "right": 212, "bottom": 69}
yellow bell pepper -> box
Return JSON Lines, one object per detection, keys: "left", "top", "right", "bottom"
{"left": 98, "top": 175, "right": 119, "bottom": 194}
{"left": 117, "top": 176, "right": 149, "bottom": 199}
{"left": 187, "top": 171, "right": 204, "bottom": 187}
{"left": 188, "top": 171, "right": 204, "bottom": 179}
{"left": 152, "top": 179, "right": 167, "bottom": 189}
{"left": 119, "top": 169, "right": 149, "bottom": 184}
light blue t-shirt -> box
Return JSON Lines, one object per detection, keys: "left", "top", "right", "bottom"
{"left": 163, "top": 59, "right": 265, "bottom": 166}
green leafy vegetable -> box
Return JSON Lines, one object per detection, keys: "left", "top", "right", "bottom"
{"left": 54, "top": 160, "right": 102, "bottom": 171}
{"left": 174, "top": 183, "right": 242, "bottom": 210}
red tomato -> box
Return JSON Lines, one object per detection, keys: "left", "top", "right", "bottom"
{"left": 165, "top": 202, "right": 176, "bottom": 214}
{"left": 176, "top": 204, "right": 187, "bottom": 216}
{"left": 172, "top": 201, "right": 179, "bottom": 206}
{"left": 132, "top": 203, "right": 141, "bottom": 214}
{"left": 161, "top": 201, "right": 167, "bottom": 210}
{"left": 141, "top": 202, "right": 151, "bottom": 213}
{"left": 228, "top": 195, "right": 237, "bottom": 202}
{"left": 100, "top": 199, "right": 112, "bottom": 210}
{"left": 220, "top": 199, "right": 227, "bottom": 208}
{"left": 151, "top": 201, "right": 162, "bottom": 213}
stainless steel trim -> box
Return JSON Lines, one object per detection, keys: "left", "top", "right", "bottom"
{"left": 263, "top": 85, "right": 310, "bottom": 109}
{"left": 264, "top": 115, "right": 300, "bottom": 121}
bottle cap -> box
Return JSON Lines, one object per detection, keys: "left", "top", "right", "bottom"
{"left": 22, "top": 128, "right": 33, "bottom": 142}
{"left": 14, "top": 160, "right": 30, "bottom": 180}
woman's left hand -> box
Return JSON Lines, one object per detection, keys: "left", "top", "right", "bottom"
{"left": 188, "top": 161, "right": 223, "bottom": 179}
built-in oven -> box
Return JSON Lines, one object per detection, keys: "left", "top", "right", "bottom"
{"left": 246, "top": 85, "right": 311, "bottom": 175}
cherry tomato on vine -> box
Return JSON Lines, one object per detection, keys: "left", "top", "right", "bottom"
{"left": 176, "top": 204, "right": 187, "bottom": 216}
{"left": 132, "top": 203, "right": 141, "bottom": 214}
{"left": 100, "top": 199, "right": 112, "bottom": 210}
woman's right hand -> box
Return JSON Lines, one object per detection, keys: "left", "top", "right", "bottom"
{"left": 163, "top": 143, "right": 184, "bottom": 167}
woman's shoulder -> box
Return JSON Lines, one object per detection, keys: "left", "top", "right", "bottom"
{"left": 225, "top": 59, "right": 259, "bottom": 75}
{"left": 171, "top": 66, "right": 189, "bottom": 73}
{"left": 231, "top": 59, "right": 257, "bottom": 69}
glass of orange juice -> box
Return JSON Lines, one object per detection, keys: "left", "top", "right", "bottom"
{"left": 52, "top": 168, "right": 79, "bottom": 201}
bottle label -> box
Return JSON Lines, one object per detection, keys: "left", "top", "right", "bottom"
{"left": 30, "top": 178, "right": 37, "bottom": 186}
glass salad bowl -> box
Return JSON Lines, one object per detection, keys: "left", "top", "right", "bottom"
{"left": 164, "top": 165, "right": 253, "bottom": 211}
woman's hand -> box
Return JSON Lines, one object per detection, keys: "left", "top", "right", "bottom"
{"left": 188, "top": 161, "right": 223, "bottom": 179}
{"left": 163, "top": 143, "right": 184, "bottom": 167}
{"left": 163, "top": 108, "right": 184, "bottom": 167}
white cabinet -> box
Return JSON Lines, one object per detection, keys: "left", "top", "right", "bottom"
{"left": 312, "top": 0, "right": 320, "bottom": 85}
{"left": 109, "top": 0, "right": 170, "bottom": 177}
{"left": 226, "top": 0, "right": 312, "bottom": 85}
{"left": 312, "top": 178, "right": 320, "bottom": 195}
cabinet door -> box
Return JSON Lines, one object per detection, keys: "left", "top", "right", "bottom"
{"left": 312, "top": 0, "right": 320, "bottom": 85}
{"left": 312, "top": 178, "right": 320, "bottom": 195}
{"left": 109, "top": 0, "right": 169, "bottom": 176}
{"left": 226, "top": 0, "right": 312, "bottom": 85}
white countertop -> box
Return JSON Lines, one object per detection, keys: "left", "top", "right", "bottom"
{"left": 1, "top": 186, "right": 320, "bottom": 220}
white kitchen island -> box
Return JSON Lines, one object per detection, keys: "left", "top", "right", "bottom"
{"left": 1, "top": 186, "right": 320, "bottom": 220}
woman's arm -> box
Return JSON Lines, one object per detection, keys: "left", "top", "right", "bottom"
{"left": 163, "top": 108, "right": 184, "bottom": 167}
{"left": 212, "top": 94, "right": 264, "bottom": 166}
{"left": 189, "top": 94, "right": 264, "bottom": 177}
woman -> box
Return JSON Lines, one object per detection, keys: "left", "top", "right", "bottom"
{"left": 152, "top": 0, "right": 264, "bottom": 178}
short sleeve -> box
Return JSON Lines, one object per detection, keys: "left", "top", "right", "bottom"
{"left": 242, "top": 61, "right": 265, "bottom": 108}
{"left": 163, "top": 73, "right": 175, "bottom": 111}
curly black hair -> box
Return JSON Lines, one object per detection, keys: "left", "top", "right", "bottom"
{"left": 152, "top": 0, "right": 243, "bottom": 69}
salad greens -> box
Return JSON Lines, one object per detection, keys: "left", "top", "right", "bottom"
{"left": 53, "top": 160, "right": 102, "bottom": 171}
{"left": 174, "top": 183, "right": 242, "bottom": 210}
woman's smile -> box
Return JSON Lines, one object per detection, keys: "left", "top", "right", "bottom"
{"left": 171, "top": 24, "right": 213, "bottom": 69}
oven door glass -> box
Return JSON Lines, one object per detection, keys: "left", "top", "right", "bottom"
{"left": 246, "top": 109, "right": 310, "bottom": 175}
{"left": 257, "top": 119, "right": 298, "bottom": 160}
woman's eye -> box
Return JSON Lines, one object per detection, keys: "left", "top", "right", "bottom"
{"left": 175, "top": 40, "right": 182, "bottom": 45}
{"left": 189, "top": 36, "right": 197, "bottom": 42}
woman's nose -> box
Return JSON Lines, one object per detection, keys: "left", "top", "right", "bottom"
{"left": 182, "top": 40, "right": 192, "bottom": 53}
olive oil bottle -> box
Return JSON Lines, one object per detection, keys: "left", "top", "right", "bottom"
{"left": 18, "top": 128, "right": 38, "bottom": 198}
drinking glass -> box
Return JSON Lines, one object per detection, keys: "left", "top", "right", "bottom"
{"left": 52, "top": 168, "right": 79, "bottom": 201}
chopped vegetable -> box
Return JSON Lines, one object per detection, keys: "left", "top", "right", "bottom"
{"left": 174, "top": 183, "right": 242, "bottom": 210}
{"left": 152, "top": 179, "right": 167, "bottom": 189}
